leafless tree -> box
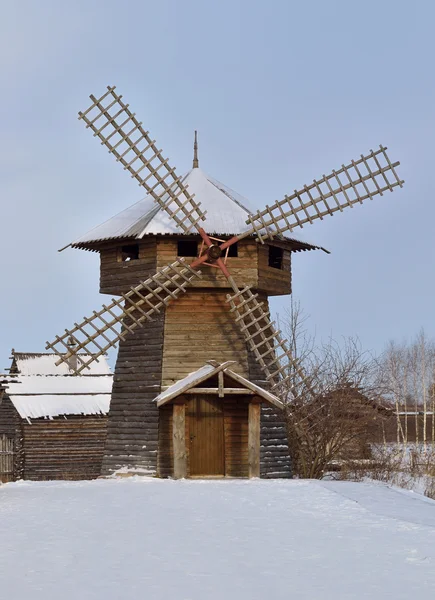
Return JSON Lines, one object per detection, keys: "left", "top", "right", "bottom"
{"left": 378, "top": 330, "right": 435, "bottom": 451}
{"left": 278, "top": 301, "right": 382, "bottom": 479}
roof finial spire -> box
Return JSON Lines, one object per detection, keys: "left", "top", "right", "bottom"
{"left": 193, "top": 130, "right": 199, "bottom": 169}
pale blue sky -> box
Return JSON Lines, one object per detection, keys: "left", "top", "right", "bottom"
{"left": 1, "top": 0, "right": 434, "bottom": 369}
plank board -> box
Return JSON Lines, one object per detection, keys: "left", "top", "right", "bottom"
{"left": 188, "top": 396, "right": 224, "bottom": 476}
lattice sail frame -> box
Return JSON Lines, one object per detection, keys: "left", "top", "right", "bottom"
{"left": 46, "top": 260, "right": 202, "bottom": 374}
{"left": 79, "top": 86, "right": 206, "bottom": 234}
{"left": 244, "top": 145, "right": 404, "bottom": 243}
{"left": 226, "top": 287, "right": 313, "bottom": 395}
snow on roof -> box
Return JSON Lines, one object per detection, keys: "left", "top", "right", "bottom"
{"left": 70, "top": 168, "right": 323, "bottom": 251}
{"left": 10, "top": 395, "right": 110, "bottom": 422}
{"left": 11, "top": 352, "right": 111, "bottom": 375}
{"left": 2, "top": 375, "right": 112, "bottom": 396}
{"left": 155, "top": 363, "right": 217, "bottom": 405}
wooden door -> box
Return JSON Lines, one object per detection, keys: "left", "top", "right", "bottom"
{"left": 188, "top": 396, "right": 224, "bottom": 476}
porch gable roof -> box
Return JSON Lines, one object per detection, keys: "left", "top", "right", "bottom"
{"left": 155, "top": 361, "right": 283, "bottom": 409}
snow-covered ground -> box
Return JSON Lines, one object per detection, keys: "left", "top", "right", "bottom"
{"left": 1, "top": 478, "right": 435, "bottom": 599}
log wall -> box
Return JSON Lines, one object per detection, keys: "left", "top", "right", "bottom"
{"left": 259, "top": 406, "right": 291, "bottom": 478}
{"left": 0, "top": 394, "right": 20, "bottom": 438}
{"left": 247, "top": 323, "right": 292, "bottom": 479}
{"left": 101, "top": 311, "right": 165, "bottom": 476}
{"left": 156, "top": 238, "right": 259, "bottom": 290}
{"left": 257, "top": 245, "right": 292, "bottom": 296}
{"left": 21, "top": 415, "right": 107, "bottom": 481}
{"left": 97, "top": 236, "right": 293, "bottom": 297}
{"left": 99, "top": 238, "right": 157, "bottom": 295}
{"left": 0, "top": 394, "right": 23, "bottom": 481}
{"left": 161, "top": 290, "right": 251, "bottom": 387}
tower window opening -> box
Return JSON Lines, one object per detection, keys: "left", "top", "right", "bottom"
{"left": 268, "top": 246, "right": 283, "bottom": 269}
{"left": 227, "top": 243, "right": 238, "bottom": 257}
{"left": 120, "top": 244, "right": 139, "bottom": 262}
{"left": 177, "top": 240, "right": 198, "bottom": 257}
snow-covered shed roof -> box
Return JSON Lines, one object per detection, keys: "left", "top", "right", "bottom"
{"left": 155, "top": 361, "right": 283, "bottom": 409}
{"left": 1, "top": 375, "right": 112, "bottom": 396}
{"left": 0, "top": 351, "right": 112, "bottom": 422}
{"left": 69, "top": 168, "right": 324, "bottom": 252}
{"left": 10, "top": 395, "right": 110, "bottom": 422}
{"left": 9, "top": 352, "right": 111, "bottom": 376}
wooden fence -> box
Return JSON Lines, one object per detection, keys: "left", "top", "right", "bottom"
{"left": 0, "top": 434, "right": 14, "bottom": 482}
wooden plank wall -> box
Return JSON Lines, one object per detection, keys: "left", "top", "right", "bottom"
{"left": 224, "top": 396, "right": 249, "bottom": 477}
{"left": 21, "top": 415, "right": 107, "bottom": 481}
{"left": 156, "top": 238, "right": 258, "bottom": 290}
{"left": 161, "top": 290, "right": 250, "bottom": 387}
{"left": 99, "top": 238, "right": 157, "bottom": 295}
{"left": 101, "top": 310, "right": 165, "bottom": 476}
{"left": 157, "top": 406, "right": 173, "bottom": 478}
{"left": 257, "top": 246, "right": 292, "bottom": 296}
{"left": 157, "top": 396, "right": 250, "bottom": 478}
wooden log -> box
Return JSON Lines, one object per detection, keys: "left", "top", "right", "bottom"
{"left": 248, "top": 402, "right": 261, "bottom": 478}
{"left": 172, "top": 403, "right": 186, "bottom": 479}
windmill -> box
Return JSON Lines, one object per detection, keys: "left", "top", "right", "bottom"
{"left": 47, "top": 85, "right": 404, "bottom": 479}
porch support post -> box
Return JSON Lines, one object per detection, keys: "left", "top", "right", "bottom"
{"left": 248, "top": 400, "right": 261, "bottom": 478}
{"left": 173, "top": 402, "right": 187, "bottom": 479}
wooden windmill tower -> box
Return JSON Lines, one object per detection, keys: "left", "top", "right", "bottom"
{"left": 47, "top": 85, "right": 404, "bottom": 479}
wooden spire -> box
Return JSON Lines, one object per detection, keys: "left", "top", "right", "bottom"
{"left": 193, "top": 130, "right": 199, "bottom": 168}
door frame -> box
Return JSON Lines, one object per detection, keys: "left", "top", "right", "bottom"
{"left": 170, "top": 394, "right": 261, "bottom": 479}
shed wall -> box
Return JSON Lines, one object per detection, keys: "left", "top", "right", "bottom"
{"left": 0, "top": 395, "right": 23, "bottom": 481}
{"left": 21, "top": 415, "right": 107, "bottom": 481}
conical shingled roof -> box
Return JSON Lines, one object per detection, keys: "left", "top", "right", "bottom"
{"left": 70, "top": 168, "right": 325, "bottom": 252}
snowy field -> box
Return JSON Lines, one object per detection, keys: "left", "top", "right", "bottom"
{"left": 1, "top": 479, "right": 435, "bottom": 599}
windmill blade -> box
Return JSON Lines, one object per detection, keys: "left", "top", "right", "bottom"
{"left": 46, "top": 259, "right": 202, "bottom": 375}
{"left": 79, "top": 86, "right": 206, "bottom": 234}
{"left": 226, "top": 286, "right": 313, "bottom": 396}
{"left": 244, "top": 145, "right": 404, "bottom": 243}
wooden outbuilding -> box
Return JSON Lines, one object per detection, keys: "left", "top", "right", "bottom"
{"left": 0, "top": 351, "right": 112, "bottom": 482}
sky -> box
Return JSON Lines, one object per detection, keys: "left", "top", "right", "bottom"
{"left": 1, "top": 0, "right": 434, "bottom": 370}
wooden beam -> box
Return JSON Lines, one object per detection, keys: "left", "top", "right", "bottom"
{"left": 156, "top": 361, "right": 240, "bottom": 406}
{"left": 218, "top": 371, "right": 224, "bottom": 398}
{"left": 225, "top": 369, "right": 284, "bottom": 409}
{"left": 172, "top": 403, "right": 187, "bottom": 479}
{"left": 248, "top": 402, "right": 261, "bottom": 478}
{"left": 184, "top": 387, "right": 254, "bottom": 395}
